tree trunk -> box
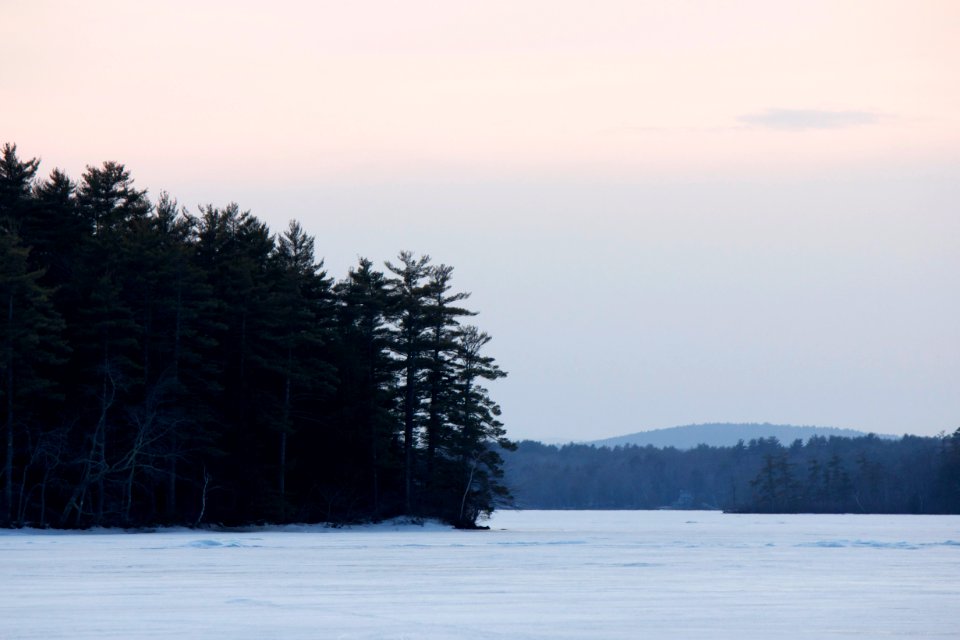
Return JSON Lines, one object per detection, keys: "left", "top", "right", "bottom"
{"left": 370, "top": 418, "right": 379, "bottom": 515}
{"left": 365, "top": 329, "right": 380, "bottom": 515}
{"left": 459, "top": 457, "right": 479, "bottom": 526}
{"left": 168, "top": 280, "right": 183, "bottom": 519}
{"left": 196, "top": 466, "right": 210, "bottom": 526}
{"left": 403, "top": 362, "right": 415, "bottom": 515}
{"left": 280, "top": 347, "right": 291, "bottom": 511}
{"left": 279, "top": 431, "right": 287, "bottom": 507}
{"left": 125, "top": 462, "right": 136, "bottom": 524}
{"left": 39, "top": 470, "right": 49, "bottom": 528}
{"left": 426, "top": 341, "right": 441, "bottom": 493}
{"left": 95, "top": 363, "right": 109, "bottom": 524}
{"left": 4, "top": 293, "right": 14, "bottom": 525}
{"left": 168, "top": 440, "right": 178, "bottom": 519}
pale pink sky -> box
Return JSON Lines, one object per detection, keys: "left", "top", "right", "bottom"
{"left": 3, "top": 0, "right": 958, "bottom": 183}
{"left": 2, "top": 1, "right": 958, "bottom": 440}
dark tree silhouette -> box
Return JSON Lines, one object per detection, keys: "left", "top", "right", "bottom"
{"left": 0, "top": 143, "right": 514, "bottom": 528}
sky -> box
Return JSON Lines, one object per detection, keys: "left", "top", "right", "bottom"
{"left": 2, "top": 0, "right": 958, "bottom": 441}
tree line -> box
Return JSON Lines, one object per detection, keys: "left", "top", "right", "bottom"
{"left": 504, "top": 430, "right": 960, "bottom": 513}
{"left": 0, "top": 143, "right": 514, "bottom": 529}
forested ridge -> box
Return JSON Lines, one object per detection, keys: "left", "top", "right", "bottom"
{"left": 505, "top": 430, "right": 960, "bottom": 513}
{"left": 0, "top": 143, "right": 513, "bottom": 529}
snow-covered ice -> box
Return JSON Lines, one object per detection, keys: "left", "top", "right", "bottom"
{"left": 2, "top": 510, "right": 958, "bottom": 639}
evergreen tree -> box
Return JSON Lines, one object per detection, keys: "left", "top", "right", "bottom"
{"left": 385, "top": 251, "right": 433, "bottom": 514}
{"left": 0, "top": 144, "right": 39, "bottom": 229}
{"left": 422, "top": 264, "right": 474, "bottom": 499}
{"left": 111, "top": 193, "right": 219, "bottom": 524}
{"left": 29, "top": 169, "right": 83, "bottom": 288}
{"left": 76, "top": 161, "right": 149, "bottom": 235}
{"left": 333, "top": 258, "right": 399, "bottom": 516}
{"left": 749, "top": 453, "right": 797, "bottom": 512}
{"left": 194, "top": 203, "right": 276, "bottom": 522}
{"left": 0, "top": 230, "right": 66, "bottom": 525}
{"left": 54, "top": 161, "right": 155, "bottom": 525}
{"left": 60, "top": 271, "right": 141, "bottom": 526}
{"left": 263, "top": 220, "right": 335, "bottom": 517}
{"left": 445, "top": 326, "right": 514, "bottom": 527}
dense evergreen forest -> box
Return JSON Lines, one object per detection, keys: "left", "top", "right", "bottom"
{"left": 504, "top": 431, "right": 960, "bottom": 513}
{"left": 0, "top": 143, "right": 514, "bottom": 529}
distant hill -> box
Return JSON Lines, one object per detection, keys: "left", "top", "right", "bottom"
{"left": 589, "top": 423, "right": 894, "bottom": 450}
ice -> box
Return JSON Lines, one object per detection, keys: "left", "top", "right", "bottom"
{"left": 1, "top": 510, "right": 958, "bottom": 639}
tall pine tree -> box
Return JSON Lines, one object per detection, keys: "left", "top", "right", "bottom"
{"left": 0, "top": 230, "right": 66, "bottom": 525}
{"left": 385, "top": 252, "right": 433, "bottom": 515}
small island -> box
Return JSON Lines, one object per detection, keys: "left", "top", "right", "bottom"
{"left": 0, "top": 143, "right": 514, "bottom": 530}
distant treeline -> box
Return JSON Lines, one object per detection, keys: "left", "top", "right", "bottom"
{"left": 504, "top": 432, "right": 960, "bottom": 514}
{"left": 0, "top": 143, "right": 513, "bottom": 529}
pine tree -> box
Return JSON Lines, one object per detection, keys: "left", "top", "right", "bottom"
{"left": 76, "top": 161, "right": 149, "bottom": 235}
{"left": 60, "top": 271, "right": 141, "bottom": 526}
{"left": 445, "top": 325, "right": 513, "bottom": 527}
{"left": 264, "top": 220, "right": 335, "bottom": 517}
{"left": 333, "top": 258, "right": 399, "bottom": 517}
{"left": 0, "top": 230, "right": 66, "bottom": 525}
{"left": 29, "top": 169, "right": 84, "bottom": 288}
{"left": 109, "top": 193, "right": 219, "bottom": 524}
{"left": 385, "top": 251, "right": 433, "bottom": 514}
{"left": 194, "top": 203, "right": 275, "bottom": 522}
{"left": 54, "top": 161, "right": 155, "bottom": 524}
{"left": 152, "top": 195, "right": 220, "bottom": 522}
{"left": 0, "top": 144, "right": 39, "bottom": 228}
{"left": 422, "top": 264, "right": 474, "bottom": 499}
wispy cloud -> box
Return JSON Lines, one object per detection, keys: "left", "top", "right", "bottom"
{"left": 738, "top": 108, "right": 881, "bottom": 131}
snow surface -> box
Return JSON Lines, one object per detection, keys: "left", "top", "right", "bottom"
{"left": 2, "top": 510, "right": 958, "bottom": 639}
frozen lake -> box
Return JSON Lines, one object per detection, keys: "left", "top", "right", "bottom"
{"left": 2, "top": 510, "right": 958, "bottom": 639}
